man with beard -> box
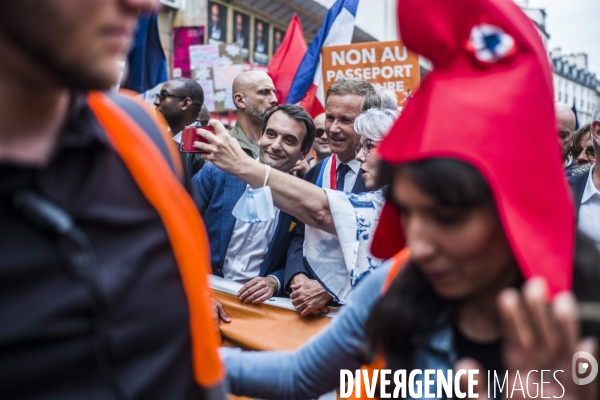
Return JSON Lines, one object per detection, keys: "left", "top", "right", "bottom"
{"left": 230, "top": 71, "right": 277, "bottom": 158}
{"left": 154, "top": 77, "right": 206, "bottom": 181}
{"left": 192, "top": 105, "right": 314, "bottom": 314}
{"left": 0, "top": 0, "right": 224, "bottom": 398}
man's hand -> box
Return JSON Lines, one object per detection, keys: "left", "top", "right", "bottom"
{"left": 195, "top": 120, "right": 253, "bottom": 176}
{"left": 290, "top": 273, "right": 332, "bottom": 316}
{"left": 237, "top": 276, "right": 278, "bottom": 304}
{"left": 211, "top": 298, "right": 231, "bottom": 331}
{"left": 290, "top": 159, "right": 310, "bottom": 178}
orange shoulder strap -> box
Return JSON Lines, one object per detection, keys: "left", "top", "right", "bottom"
{"left": 87, "top": 91, "right": 223, "bottom": 388}
{"left": 343, "top": 248, "right": 410, "bottom": 399}
{"left": 382, "top": 248, "right": 410, "bottom": 293}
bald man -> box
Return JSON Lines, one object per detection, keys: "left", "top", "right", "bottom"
{"left": 556, "top": 103, "right": 576, "bottom": 173}
{"left": 230, "top": 71, "right": 277, "bottom": 158}
{"left": 308, "top": 113, "right": 331, "bottom": 168}
{"left": 197, "top": 103, "right": 210, "bottom": 126}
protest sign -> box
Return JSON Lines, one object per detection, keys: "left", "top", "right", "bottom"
{"left": 189, "top": 43, "right": 243, "bottom": 111}
{"left": 172, "top": 27, "right": 205, "bottom": 78}
{"left": 321, "top": 40, "right": 420, "bottom": 107}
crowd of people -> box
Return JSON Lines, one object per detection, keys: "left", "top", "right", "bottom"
{"left": 1, "top": 0, "right": 600, "bottom": 399}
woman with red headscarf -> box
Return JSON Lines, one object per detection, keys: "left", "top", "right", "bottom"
{"left": 197, "top": 0, "right": 600, "bottom": 397}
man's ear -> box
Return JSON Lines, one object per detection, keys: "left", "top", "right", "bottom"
{"left": 299, "top": 147, "right": 310, "bottom": 161}
{"left": 233, "top": 93, "right": 245, "bottom": 110}
{"left": 181, "top": 98, "right": 192, "bottom": 111}
{"left": 592, "top": 120, "right": 600, "bottom": 143}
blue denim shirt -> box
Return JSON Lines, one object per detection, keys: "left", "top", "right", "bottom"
{"left": 220, "top": 261, "right": 462, "bottom": 400}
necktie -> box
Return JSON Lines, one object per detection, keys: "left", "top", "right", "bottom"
{"left": 336, "top": 163, "right": 351, "bottom": 192}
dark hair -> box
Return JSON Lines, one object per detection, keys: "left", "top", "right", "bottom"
{"left": 571, "top": 122, "right": 592, "bottom": 160}
{"left": 366, "top": 158, "right": 497, "bottom": 371}
{"left": 261, "top": 104, "right": 316, "bottom": 153}
{"left": 172, "top": 77, "right": 204, "bottom": 115}
{"left": 366, "top": 158, "right": 600, "bottom": 372}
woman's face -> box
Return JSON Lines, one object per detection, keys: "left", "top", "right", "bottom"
{"left": 355, "top": 135, "right": 380, "bottom": 190}
{"left": 574, "top": 132, "right": 595, "bottom": 166}
{"left": 391, "top": 169, "right": 518, "bottom": 300}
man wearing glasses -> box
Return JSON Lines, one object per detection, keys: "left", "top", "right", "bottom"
{"left": 307, "top": 113, "right": 332, "bottom": 168}
{"left": 154, "top": 77, "right": 206, "bottom": 182}
{"left": 570, "top": 102, "right": 600, "bottom": 252}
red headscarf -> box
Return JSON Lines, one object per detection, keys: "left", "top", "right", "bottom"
{"left": 371, "top": 0, "right": 574, "bottom": 295}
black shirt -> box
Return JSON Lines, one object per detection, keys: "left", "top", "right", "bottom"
{"left": 0, "top": 96, "right": 199, "bottom": 399}
{"left": 453, "top": 324, "right": 503, "bottom": 381}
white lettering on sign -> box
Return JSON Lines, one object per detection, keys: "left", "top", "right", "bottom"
{"left": 325, "top": 65, "right": 414, "bottom": 83}
{"left": 331, "top": 48, "right": 377, "bottom": 66}
{"left": 381, "top": 46, "right": 409, "bottom": 62}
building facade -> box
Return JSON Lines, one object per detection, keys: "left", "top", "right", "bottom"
{"left": 552, "top": 50, "right": 600, "bottom": 124}
{"left": 157, "top": 0, "right": 376, "bottom": 77}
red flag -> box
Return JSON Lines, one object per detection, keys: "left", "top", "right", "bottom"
{"left": 267, "top": 14, "right": 307, "bottom": 105}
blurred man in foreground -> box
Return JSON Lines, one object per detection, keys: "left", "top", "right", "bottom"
{"left": 0, "top": 0, "right": 224, "bottom": 398}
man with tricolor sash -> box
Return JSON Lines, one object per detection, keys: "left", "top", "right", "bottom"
{"left": 284, "top": 78, "right": 380, "bottom": 314}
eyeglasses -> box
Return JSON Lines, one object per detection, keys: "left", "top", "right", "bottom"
{"left": 355, "top": 139, "right": 377, "bottom": 155}
{"left": 155, "top": 92, "right": 186, "bottom": 103}
{"left": 577, "top": 146, "right": 596, "bottom": 159}
{"left": 315, "top": 128, "right": 326, "bottom": 137}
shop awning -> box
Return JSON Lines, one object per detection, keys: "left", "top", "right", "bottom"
{"left": 226, "top": 0, "right": 377, "bottom": 43}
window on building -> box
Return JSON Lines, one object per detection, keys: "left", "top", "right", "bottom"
{"left": 559, "top": 92, "right": 562, "bottom": 102}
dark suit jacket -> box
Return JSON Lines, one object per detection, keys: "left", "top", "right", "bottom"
{"left": 569, "top": 171, "right": 588, "bottom": 219}
{"left": 284, "top": 158, "right": 368, "bottom": 293}
{"left": 192, "top": 164, "right": 297, "bottom": 296}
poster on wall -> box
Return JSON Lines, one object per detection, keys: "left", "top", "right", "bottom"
{"left": 232, "top": 11, "right": 250, "bottom": 61}
{"left": 189, "top": 43, "right": 244, "bottom": 111}
{"left": 272, "top": 28, "right": 285, "bottom": 55}
{"left": 208, "top": 1, "right": 227, "bottom": 44}
{"left": 321, "top": 40, "right": 420, "bottom": 108}
{"left": 253, "top": 19, "right": 269, "bottom": 65}
{"left": 172, "top": 27, "right": 205, "bottom": 78}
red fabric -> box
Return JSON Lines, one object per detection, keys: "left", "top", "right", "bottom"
{"left": 329, "top": 154, "right": 338, "bottom": 190}
{"left": 300, "top": 83, "right": 326, "bottom": 118}
{"left": 371, "top": 0, "right": 574, "bottom": 296}
{"left": 267, "top": 14, "right": 307, "bottom": 105}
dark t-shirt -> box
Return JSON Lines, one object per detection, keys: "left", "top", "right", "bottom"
{"left": 0, "top": 96, "right": 199, "bottom": 399}
{"left": 453, "top": 324, "right": 503, "bottom": 383}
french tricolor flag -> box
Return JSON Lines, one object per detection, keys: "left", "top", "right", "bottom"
{"left": 287, "top": 0, "right": 359, "bottom": 117}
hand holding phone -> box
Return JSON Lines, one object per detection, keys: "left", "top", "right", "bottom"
{"left": 180, "top": 125, "right": 215, "bottom": 153}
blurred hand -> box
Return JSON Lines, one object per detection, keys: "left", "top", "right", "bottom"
{"left": 455, "top": 277, "right": 597, "bottom": 400}
{"left": 211, "top": 298, "right": 230, "bottom": 331}
{"left": 237, "top": 276, "right": 278, "bottom": 304}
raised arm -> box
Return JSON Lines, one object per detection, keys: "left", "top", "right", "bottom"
{"left": 196, "top": 121, "right": 337, "bottom": 235}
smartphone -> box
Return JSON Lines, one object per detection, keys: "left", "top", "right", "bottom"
{"left": 180, "top": 125, "right": 215, "bottom": 153}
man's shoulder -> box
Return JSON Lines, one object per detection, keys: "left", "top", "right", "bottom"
{"left": 569, "top": 171, "right": 589, "bottom": 186}
{"left": 304, "top": 159, "right": 326, "bottom": 183}
{"left": 197, "top": 163, "right": 243, "bottom": 185}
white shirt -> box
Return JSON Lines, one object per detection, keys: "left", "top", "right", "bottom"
{"left": 223, "top": 201, "right": 281, "bottom": 289}
{"left": 578, "top": 164, "right": 600, "bottom": 253}
{"left": 335, "top": 157, "right": 361, "bottom": 192}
